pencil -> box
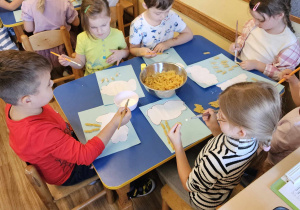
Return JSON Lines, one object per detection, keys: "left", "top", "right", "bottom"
{"left": 275, "top": 66, "right": 300, "bottom": 87}
{"left": 191, "top": 109, "right": 219, "bottom": 119}
{"left": 50, "top": 51, "right": 81, "bottom": 67}
{"left": 117, "top": 99, "right": 129, "bottom": 130}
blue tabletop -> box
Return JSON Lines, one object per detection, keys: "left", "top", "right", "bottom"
{"left": 54, "top": 35, "right": 278, "bottom": 189}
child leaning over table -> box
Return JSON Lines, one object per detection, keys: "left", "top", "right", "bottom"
{"left": 0, "top": 50, "right": 132, "bottom": 186}
{"left": 259, "top": 69, "right": 300, "bottom": 174}
{"left": 229, "top": 0, "right": 300, "bottom": 81}
{"left": 21, "top": 0, "right": 80, "bottom": 76}
{"left": 129, "top": 0, "right": 193, "bottom": 58}
{"left": 59, "top": 0, "right": 129, "bottom": 76}
{"left": 160, "top": 82, "right": 281, "bottom": 209}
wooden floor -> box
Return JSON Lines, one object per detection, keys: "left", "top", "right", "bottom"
{"left": 0, "top": 98, "right": 163, "bottom": 210}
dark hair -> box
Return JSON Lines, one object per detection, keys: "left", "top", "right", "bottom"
{"left": 249, "top": 0, "right": 295, "bottom": 33}
{"left": 0, "top": 50, "right": 52, "bottom": 105}
{"left": 81, "top": 0, "right": 110, "bottom": 39}
{"left": 219, "top": 82, "right": 281, "bottom": 144}
{"left": 144, "top": 0, "right": 174, "bottom": 10}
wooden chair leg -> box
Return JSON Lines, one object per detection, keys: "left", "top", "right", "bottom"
{"left": 162, "top": 199, "right": 171, "bottom": 210}
{"left": 116, "top": 184, "right": 133, "bottom": 210}
{"left": 72, "top": 189, "right": 107, "bottom": 210}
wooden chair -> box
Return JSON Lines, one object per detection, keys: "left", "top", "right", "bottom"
{"left": 119, "top": 0, "right": 138, "bottom": 34}
{"left": 25, "top": 164, "right": 114, "bottom": 210}
{"left": 21, "top": 26, "right": 84, "bottom": 84}
{"left": 161, "top": 184, "right": 245, "bottom": 210}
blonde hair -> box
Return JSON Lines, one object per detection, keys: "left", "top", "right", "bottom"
{"left": 80, "top": 0, "right": 110, "bottom": 39}
{"left": 36, "top": 0, "right": 45, "bottom": 13}
{"left": 219, "top": 82, "right": 281, "bottom": 145}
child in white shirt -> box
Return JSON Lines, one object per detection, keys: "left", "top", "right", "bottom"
{"left": 129, "top": 0, "right": 193, "bottom": 58}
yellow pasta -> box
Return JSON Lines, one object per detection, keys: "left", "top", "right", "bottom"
{"left": 203, "top": 52, "right": 210, "bottom": 54}
{"left": 161, "top": 122, "right": 174, "bottom": 150}
{"left": 194, "top": 104, "right": 205, "bottom": 114}
{"left": 85, "top": 123, "right": 101, "bottom": 127}
{"left": 209, "top": 100, "right": 219, "bottom": 108}
{"left": 214, "top": 56, "right": 220, "bottom": 60}
{"left": 111, "top": 77, "right": 115, "bottom": 81}
{"left": 222, "top": 71, "right": 227, "bottom": 75}
{"left": 216, "top": 70, "right": 223, "bottom": 73}
{"left": 101, "top": 78, "right": 105, "bottom": 83}
{"left": 84, "top": 128, "right": 100, "bottom": 133}
{"left": 251, "top": 78, "right": 258, "bottom": 82}
{"left": 144, "top": 70, "right": 184, "bottom": 91}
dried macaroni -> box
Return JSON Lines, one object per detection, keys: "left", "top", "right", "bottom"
{"left": 144, "top": 70, "right": 184, "bottom": 90}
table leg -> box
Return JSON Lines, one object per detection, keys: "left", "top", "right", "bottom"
{"left": 116, "top": 184, "right": 133, "bottom": 210}
{"left": 12, "top": 25, "right": 24, "bottom": 43}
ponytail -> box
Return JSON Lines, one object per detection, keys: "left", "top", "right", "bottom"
{"left": 36, "top": 0, "right": 45, "bottom": 13}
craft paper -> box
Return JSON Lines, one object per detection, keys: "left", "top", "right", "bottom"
{"left": 78, "top": 104, "right": 141, "bottom": 159}
{"left": 13, "top": 10, "right": 22, "bottom": 22}
{"left": 95, "top": 65, "right": 145, "bottom": 105}
{"left": 186, "top": 54, "right": 240, "bottom": 88}
{"left": 217, "top": 74, "right": 248, "bottom": 90}
{"left": 142, "top": 48, "right": 187, "bottom": 67}
{"left": 139, "top": 95, "right": 211, "bottom": 153}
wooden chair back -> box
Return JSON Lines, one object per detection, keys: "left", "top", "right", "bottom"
{"left": 24, "top": 164, "right": 112, "bottom": 210}
{"left": 21, "top": 26, "right": 83, "bottom": 84}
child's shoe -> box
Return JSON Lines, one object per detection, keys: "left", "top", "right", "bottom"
{"left": 127, "top": 178, "right": 156, "bottom": 199}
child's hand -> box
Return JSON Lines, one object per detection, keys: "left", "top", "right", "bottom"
{"left": 153, "top": 42, "right": 170, "bottom": 53}
{"left": 107, "top": 49, "right": 124, "bottom": 66}
{"left": 240, "top": 60, "right": 257, "bottom": 70}
{"left": 203, "top": 109, "right": 222, "bottom": 136}
{"left": 113, "top": 107, "right": 132, "bottom": 127}
{"left": 229, "top": 43, "right": 241, "bottom": 53}
{"left": 139, "top": 48, "right": 156, "bottom": 58}
{"left": 279, "top": 69, "right": 299, "bottom": 85}
{"left": 168, "top": 123, "right": 183, "bottom": 150}
{"left": 58, "top": 54, "right": 71, "bottom": 66}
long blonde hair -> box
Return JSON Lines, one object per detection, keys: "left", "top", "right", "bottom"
{"left": 219, "top": 82, "right": 281, "bottom": 145}
{"left": 36, "top": 0, "right": 45, "bottom": 13}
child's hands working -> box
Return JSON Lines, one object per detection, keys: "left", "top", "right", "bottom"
{"left": 107, "top": 49, "right": 127, "bottom": 66}
{"left": 139, "top": 47, "right": 157, "bottom": 58}
{"left": 168, "top": 123, "right": 183, "bottom": 150}
{"left": 203, "top": 109, "right": 222, "bottom": 137}
{"left": 153, "top": 41, "right": 171, "bottom": 53}
{"left": 279, "top": 69, "right": 299, "bottom": 85}
{"left": 112, "top": 107, "right": 132, "bottom": 127}
{"left": 240, "top": 60, "right": 266, "bottom": 72}
{"left": 58, "top": 54, "right": 71, "bottom": 66}
{"left": 229, "top": 43, "right": 242, "bottom": 54}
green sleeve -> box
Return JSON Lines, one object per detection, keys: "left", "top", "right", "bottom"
{"left": 75, "top": 32, "right": 86, "bottom": 55}
{"left": 118, "top": 30, "right": 127, "bottom": 50}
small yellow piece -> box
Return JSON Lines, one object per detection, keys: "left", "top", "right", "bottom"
{"left": 232, "top": 65, "right": 238, "bottom": 68}
{"left": 105, "top": 78, "right": 109, "bottom": 82}
{"left": 251, "top": 78, "right": 258, "bottom": 82}
{"left": 222, "top": 71, "right": 227, "bottom": 75}
{"left": 111, "top": 77, "right": 115, "bottom": 81}
{"left": 141, "top": 63, "right": 147, "bottom": 72}
{"left": 210, "top": 62, "right": 217, "bottom": 65}
{"left": 228, "top": 67, "right": 234, "bottom": 71}
{"left": 209, "top": 100, "right": 219, "bottom": 108}
{"left": 213, "top": 66, "right": 219, "bottom": 69}
{"left": 101, "top": 78, "right": 105, "bottom": 83}
{"left": 214, "top": 56, "right": 220, "bottom": 60}
{"left": 216, "top": 70, "right": 223, "bottom": 73}
{"left": 84, "top": 128, "right": 100, "bottom": 133}
{"left": 203, "top": 52, "right": 210, "bottom": 55}
{"left": 116, "top": 73, "right": 119, "bottom": 77}
{"left": 85, "top": 123, "right": 101, "bottom": 127}
{"left": 220, "top": 60, "right": 228, "bottom": 64}
{"left": 194, "top": 104, "right": 205, "bottom": 114}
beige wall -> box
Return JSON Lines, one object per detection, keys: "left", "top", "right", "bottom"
{"left": 137, "top": 0, "right": 300, "bottom": 52}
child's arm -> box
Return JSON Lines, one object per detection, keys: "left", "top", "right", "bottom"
{"left": 168, "top": 123, "right": 191, "bottom": 192}
{"left": 71, "top": 16, "right": 80, "bottom": 27}
{"left": 279, "top": 69, "right": 300, "bottom": 106}
{"left": 58, "top": 53, "right": 85, "bottom": 69}
{"left": 23, "top": 21, "right": 34, "bottom": 33}
{"left": 153, "top": 26, "right": 193, "bottom": 53}
{"left": 0, "top": 0, "right": 23, "bottom": 11}
{"left": 130, "top": 43, "right": 157, "bottom": 58}
{"left": 107, "top": 47, "right": 129, "bottom": 66}
{"left": 202, "top": 109, "right": 222, "bottom": 136}
{"left": 96, "top": 107, "right": 131, "bottom": 146}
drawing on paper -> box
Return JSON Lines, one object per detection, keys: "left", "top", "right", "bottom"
{"left": 96, "top": 112, "right": 129, "bottom": 143}
{"left": 147, "top": 100, "right": 186, "bottom": 125}
{"left": 101, "top": 79, "right": 137, "bottom": 96}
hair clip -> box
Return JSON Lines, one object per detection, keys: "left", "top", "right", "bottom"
{"left": 253, "top": 2, "right": 260, "bottom": 11}
{"left": 84, "top": 5, "right": 90, "bottom": 13}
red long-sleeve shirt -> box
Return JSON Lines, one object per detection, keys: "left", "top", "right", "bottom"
{"left": 6, "top": 104, "right": 105, "bottom": 185}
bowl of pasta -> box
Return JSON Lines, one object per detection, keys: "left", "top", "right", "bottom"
{"left": 140, "top": 63, "right": 187, "bottom": 98}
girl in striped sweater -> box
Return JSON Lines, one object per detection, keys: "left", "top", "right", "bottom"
{"left": 168, "top": 82, "right": 281, "bottom": 209}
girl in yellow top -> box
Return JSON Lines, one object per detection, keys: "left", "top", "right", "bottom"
{"left": 59, "top": 0, "right": 129, "bottom": 76}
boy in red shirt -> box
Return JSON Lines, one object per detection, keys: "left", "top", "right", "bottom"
{"left": 0, "top": 50, "right": 131, "bottom": 186}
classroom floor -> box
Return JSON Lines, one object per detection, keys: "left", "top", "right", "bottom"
{"left": 0, "top": 98, "right": 164, "bottom": 210}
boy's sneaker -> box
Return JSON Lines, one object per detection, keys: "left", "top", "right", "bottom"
{"left": 127, "top": 178, "right": 156, "bottom": 199}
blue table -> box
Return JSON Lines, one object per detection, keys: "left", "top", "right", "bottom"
{"left": 54, "top": 35, "right": 279, "bottom": 209}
